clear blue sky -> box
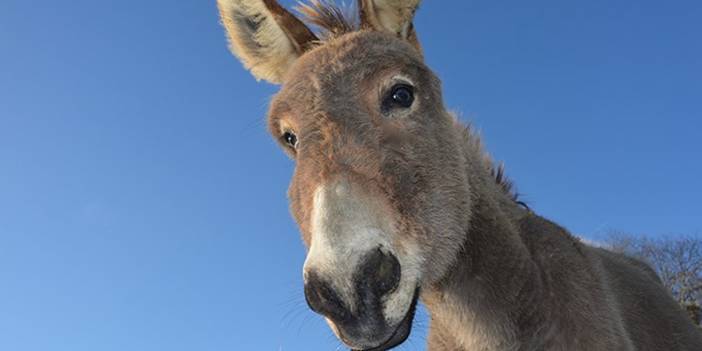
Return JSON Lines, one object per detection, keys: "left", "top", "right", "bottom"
{"left": 1, "top": 0, "right": 700, "bottom": 350}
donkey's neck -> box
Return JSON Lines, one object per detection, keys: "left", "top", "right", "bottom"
{"left": 421, "top": 128, "right": 544, "bottom": 350}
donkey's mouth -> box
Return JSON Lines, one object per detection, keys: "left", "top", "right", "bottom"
{"left": 354, "top": 288, "right": 420, "bottom": 351}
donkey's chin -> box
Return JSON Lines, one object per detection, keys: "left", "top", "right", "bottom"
{"left": 337, "top": 288, "right": 420, "bottom": 351}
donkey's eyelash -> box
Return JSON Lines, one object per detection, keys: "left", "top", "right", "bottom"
{"left": 389, "top": 75, "right": 415, "bottom": 88}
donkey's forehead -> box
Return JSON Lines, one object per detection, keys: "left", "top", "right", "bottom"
{"left": 269, "top": 32, "right": 425, "bottom": 116}
{"left": 293, "top": 33, "right": 421, "bottom": 84}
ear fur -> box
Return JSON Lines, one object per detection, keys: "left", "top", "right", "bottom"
{"left": 359, "top": 0, "right": 421, "bottom": 50}
{"left": 217, "top": 0, "right": 318, "bottom": 84}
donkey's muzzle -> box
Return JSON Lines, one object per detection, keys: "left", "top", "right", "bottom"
{"left": 304, "top": 248, "right": 401, "bottom": 322}
{"left": 304, "top": 248, "right": 405, "bottom": 349}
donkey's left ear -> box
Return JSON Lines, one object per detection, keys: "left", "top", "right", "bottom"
{"left": 359, "top": 0, "right": 421, "bottom": 50}
{"left": 217, "top": 0, "right": 318, "bottom": 84}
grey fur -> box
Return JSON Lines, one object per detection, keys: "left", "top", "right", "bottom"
{"left": 216, "top": 1, "right": 702, "bottom": 349}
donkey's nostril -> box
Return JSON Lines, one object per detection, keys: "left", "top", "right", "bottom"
{"left": 304, "top": 271, "right": 350, "bottom": 322}
{"left": 361, "top": 248, "right": 401, "bottom": 296}
{"left": 377, "top": 250, "right": 401, "bottom": 294}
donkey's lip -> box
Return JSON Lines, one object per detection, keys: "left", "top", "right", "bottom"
{"left": 353, "top": 287, "right": 420, "bottom": 351}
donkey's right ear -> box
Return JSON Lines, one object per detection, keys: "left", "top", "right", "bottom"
{"left": 217, "top": 0, "right": 318, "bottom": 84}
{"left": 359, "top": 0, "right": 421, "bottom": 51}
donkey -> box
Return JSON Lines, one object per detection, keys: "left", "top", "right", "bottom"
{"left": 216, "top": 1, "right": 702, "bottom": 350}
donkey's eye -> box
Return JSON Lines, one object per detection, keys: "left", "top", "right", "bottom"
{"left": 382, "top": 84, "right": 415, "bottom": 113}
{"left": 282, "top": 131, "right": 298, "bottom": 148}
{"left": 392, "top": 85, "right": 414, "bottom": 106}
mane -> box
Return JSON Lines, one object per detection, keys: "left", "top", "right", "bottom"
{"left": 296, "top": 0, "right": 359, "bottom": 39}
{"left": 455, "top": 118, "right": 527, "bottom": 208}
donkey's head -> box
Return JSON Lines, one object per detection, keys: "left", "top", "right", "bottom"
{"left": 218, "top": 1, "right": 472, "bottom": 349}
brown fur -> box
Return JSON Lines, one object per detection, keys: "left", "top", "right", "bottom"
{"left": 216, "top": 1, "right": 702, "bottom": 349}
{"left": 297, "top": 0, "right": 357, "bottom": 39}
{"left": 217, "top": 0, "right": 318, "bottom": 82}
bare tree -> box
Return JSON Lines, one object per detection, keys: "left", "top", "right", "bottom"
{"left": 606, "top": 232, "right": 702, "bottom": 325}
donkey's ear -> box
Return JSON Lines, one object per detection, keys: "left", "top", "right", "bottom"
{"left": 359, "top": 0, "right": 421, "bottom": 50}
{"left": 217, "top": 0, "right": 318, "bottom": 84}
